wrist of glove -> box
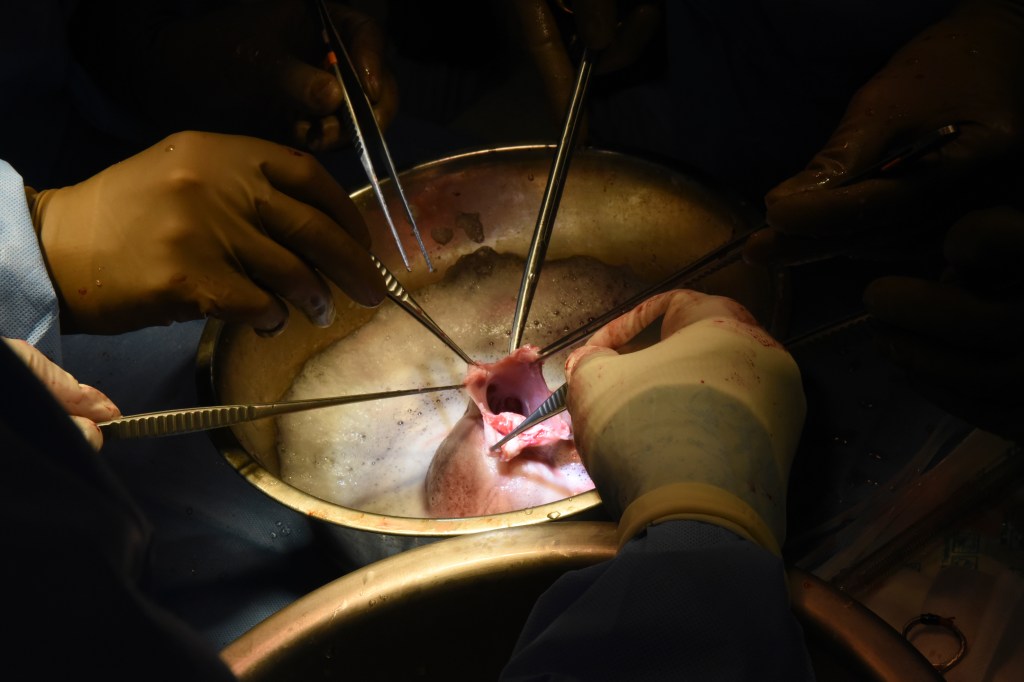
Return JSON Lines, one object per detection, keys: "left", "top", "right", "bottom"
{"left": 565, "top": 290, "right": 806, "bottom": 554}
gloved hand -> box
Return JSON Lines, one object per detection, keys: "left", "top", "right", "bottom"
{"left": 746, "top": 0, "right": 1024, "bottom": 266}
{"left": 3, "top": 337, "right": 120, "bottom": 450}
{"left": 564, "top": 289, "right": 806, "bottom": 554}
{"left": 503, "top": 0, "right": 663, "bottom": 130}
{"left": 28, "top": 130, "right": 386, "bottom": 336}
{"left": 865, "top": 204, "right": 1024, "bottom": 442}
{"left": 71, "top": 0, "right": 398, "bottom": 152}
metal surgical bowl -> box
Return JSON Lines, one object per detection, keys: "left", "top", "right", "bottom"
{"left": 196, "top": 145, "right": 786, "bottom": 545}
{"left": 220, "top": 522, "right": 941, "bottom": 681}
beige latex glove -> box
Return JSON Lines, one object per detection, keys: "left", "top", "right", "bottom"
{"left": 71, "top": 0, "right": 398, "bottom": 152}
{"left": 3, "top": 338, "right": 120, "bottom": 450}
{"left": 747, "top": 0, "right": 1024, "bottom": 266}
{"left": 29, "top": 130, "right": 386, "bottom": 336}
{"left": 564, "top": 290, "right": 806, "bottom": 554}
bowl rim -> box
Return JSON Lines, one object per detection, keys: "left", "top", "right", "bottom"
{"left": 196, "top": 143, "right": 782, "bottom": 537}
{"left": 219, "top": 521, "right": 941, "bottom": 682}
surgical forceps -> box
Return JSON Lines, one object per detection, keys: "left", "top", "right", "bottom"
{"left": 532, "top": 123, "right": 962, "bottom": 362}
{"left": 490, "top": 311, "right": 872, "bottom": 452}
{"left": 313, "top": 0, "right": 432, "bottom": 272}
{"left": 492, "top": 123, "right": 959, "bottom": 450}
{"left": 315, "top": 2, "right": 476, "bottom": 364}
{"left": 99, "top": 383, "right": 464, "bottom": 441}
{"left": 371, "top": 254, "right": 477, "bottom": 365}
{"left": 507, "top": 47, "right": 595, "bottom": 354}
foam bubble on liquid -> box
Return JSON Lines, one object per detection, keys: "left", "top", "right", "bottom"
{"left": 277, "top": 247, "right": 644, "bottom": 517}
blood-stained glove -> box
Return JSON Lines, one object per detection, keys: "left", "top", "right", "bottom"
{"left": 865, "top": 204, "right": 1024, "bottom": 442}
{"left": 564, "top": 289, "right": 806, "bottom": 554}
{"left": 747, "top": 0, "right": 1024, "bottom": 266}
{"left": 2, "top": 337, "right": 120, "bottom": 450}
{"left": 28, "top": 130, "right": 386, "bottom": 336}
{"left": 71, "top": 0, "right": 398, "bottom": 152}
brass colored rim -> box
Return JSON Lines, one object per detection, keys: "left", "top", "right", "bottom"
{"left": 196, "top": 144, "right": 778, "bottom": 537}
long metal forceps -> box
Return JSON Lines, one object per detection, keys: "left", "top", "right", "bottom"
{"left": 491, "top": 311, "right": 874, "bottom": 452}
{"left": 314, "top": 0, "right": 432, "bottom": 272}
{"left": 100, "top": 383, "right": 464, "bottom": 440}
{"left": 371, "top": 254, "right": 477, "bottom": 365}
{"left": 507, "top": 47, "right": 595, "bottom": 353}
{"left": 489, "top": 383, "right": 567, "bottom": 452}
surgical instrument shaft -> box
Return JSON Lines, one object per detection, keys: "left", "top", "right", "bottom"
{"left": 372, "top": 255, "right": 477, "bottom": 365}
{"left": 537, "top": 228, "right": 753, "bottom": 361}
{"left": 99, "top": 383, "right": 464, "bottom": 440}
{"left": 492, "top": 310, "right": 873, "bottom": 451}
{"left": 314, "top": 0, "right": 432, "bottom": 272}
{"left": 536, "top": 122, "right": 961, "bottom": 361}
{"left": 508, "top": 47, "right": 595, "bottom": 353}
{"left": 489, "top": 383, "right": 567, "bottom": 452}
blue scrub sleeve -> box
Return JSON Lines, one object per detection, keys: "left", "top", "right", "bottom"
{"left": 0, "top": 339, "right": 238, "bottom": 680}
{"left": 0, "top": 159, "right": 61, "bottom": 361}
{"left": 501, "top": 521, "right": 816, "bottom": 681}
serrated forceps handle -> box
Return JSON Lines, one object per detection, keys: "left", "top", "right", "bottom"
{"left": 370, "top": 255, "right": 476, "bottom": 365}
{"left": 98, "top": 383, "right": 464, "bottom": 441}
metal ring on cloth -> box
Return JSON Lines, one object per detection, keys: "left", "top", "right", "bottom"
{"left": 902, "top": 613, "right": 968, "bottom": 673}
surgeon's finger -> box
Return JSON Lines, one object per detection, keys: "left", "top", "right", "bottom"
{"left": 2, "top": 338, "right": 121, "bottom": 439}
{"left": 256, "top": 188, "right": 385, "bottom": 308}
{"left": 260, "top": 142, "right": 372, "bottom": 249}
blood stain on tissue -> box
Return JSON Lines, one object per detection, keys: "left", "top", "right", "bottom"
{"left": 426, "top": 345, "right": 588, "bottom": 518}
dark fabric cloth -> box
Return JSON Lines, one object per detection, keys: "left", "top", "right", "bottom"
{"left": 0, "top": 340, "right": 237, "bottom": 681}
{"left": 501, "top": 521, "right": 816, "bottom": 682}
{"left": 588, "top": 0, "right": 959, "bottom": 202}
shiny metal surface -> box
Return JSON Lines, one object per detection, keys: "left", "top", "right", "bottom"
{"left": 98, "top": 383, "right": 463, "bottom": 440}
{"left": 508, "top": 48, "right": 594, "bottom": 352}
{"left": 494, "top": 312, "right": 875, "bottom": 452}
{"left": 220, "top": 522, "right": 941, "bottom": 681}
{"left": 489, "top": 382, "right": 568, "bottom": 452}
{"left": 370, "top": 254, "right": 476, "bottom": 364}
{"left": 196, "top": 144, "right": 785, "bottom": 540}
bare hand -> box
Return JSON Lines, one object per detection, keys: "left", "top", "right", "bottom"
{"left": 3, "top": 338, "right": 120, "bottom": 450}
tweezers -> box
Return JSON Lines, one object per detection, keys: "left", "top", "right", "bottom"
{"left": 507, "top": 47, "right": 595, "bottom": 353}
{"left": 371, "top": 254, "right": 477, "bottom": 365}
{"left": 99, "top": 383, "right": 464, "bottom": 441}
{"left": 836, "top": 124, "right": 959, "bottom": 187}
{"left": 489, "top": 383, "right": 567, "bottom": 451}
{"left": 314, "top": 0, "right": 432, "bottom": 272}
{"left": 490, "top": 310, "right": 872, "bottom": 452}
